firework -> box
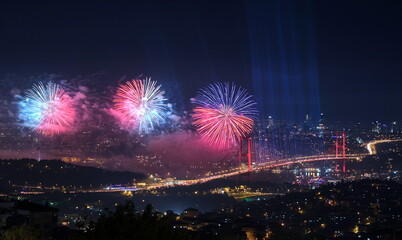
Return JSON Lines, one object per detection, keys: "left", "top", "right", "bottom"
{"left": 192, "top": 82, "right": 257, "bottom": 148}
{"left": 18, "top": 82, "right": 75, "bottom": 135}
{"left": 113, "top": 78, "right": 167, "bottom": 133}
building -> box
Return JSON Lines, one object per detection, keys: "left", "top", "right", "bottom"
{"left": 0, "top": 198, "right": 58, "bottom": 238}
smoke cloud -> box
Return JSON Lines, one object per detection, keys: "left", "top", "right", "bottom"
{"left": 0, "top": 73, "right": 234, "bottom": 178}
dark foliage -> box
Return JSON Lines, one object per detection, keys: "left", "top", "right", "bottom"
{"left": 73, "top": 201, "right": 197, "bottom": 240}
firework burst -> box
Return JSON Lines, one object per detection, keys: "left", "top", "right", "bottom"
{"left": 113, "top": 78, "right": 167, "bottom": 133}
{"left": 192, "top": 82, "right": 257, "bottom": 148}
{"left": 18, "top": 82, "right": 76, "bottom": 135}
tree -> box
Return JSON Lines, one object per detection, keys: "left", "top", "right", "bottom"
{"left": 81, "top": 201, "right": 197, "bottom": 240}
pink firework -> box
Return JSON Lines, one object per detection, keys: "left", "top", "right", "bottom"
{"left": 113, "top": 78, "right": 167, "bottom": 133}
{"left": 192, "top": 82, "right": 257, "bottom": 149}
{"left": 19, "top": 82, "right": 76, "bottom": 135}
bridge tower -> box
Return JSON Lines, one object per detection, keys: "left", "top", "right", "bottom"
{"left": 335, "top": 132, "right": 346, "bottom": 173}
{"left": 238, "top": 137, "right": 252, "bottom": 171}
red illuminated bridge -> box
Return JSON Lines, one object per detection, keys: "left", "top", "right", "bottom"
{"left": 107, "top": 137, "right": 402, "bottom": 191}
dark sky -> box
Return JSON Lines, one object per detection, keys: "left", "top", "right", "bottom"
{"left": 0, "top": 0, "right": 401, "bottom": 122}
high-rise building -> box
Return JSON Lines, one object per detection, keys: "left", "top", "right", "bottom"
{"left": 268, "top": 116, "right": 274, "bottom": 128}
{"left": 319, "top": 113, "right": 324, "bottom": 123}
{"left": 390, "top": 121, "right": 397, "bottom": 133}
{"left": 304, "top": 114, "right": 313, "bottom": 131}
{"left": 372, "top": 121, "right": 381, "bottom": 133}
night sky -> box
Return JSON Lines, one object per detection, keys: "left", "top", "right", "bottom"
{"left": 0, "top": 0, "right": 401, "bottom": 122}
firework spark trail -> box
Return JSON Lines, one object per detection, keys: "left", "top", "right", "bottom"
{"left": 18, "top": 82, "right": 76, "bottom": 135}
{"left": 192, "top": 82, "right": 257, "bottom": 148}
{"left": 113, "top": 78, "right": 167, "bottom": 133}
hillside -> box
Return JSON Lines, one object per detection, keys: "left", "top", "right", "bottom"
{"left": 0, "top": 159, "right": 146, "bottom": 189}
